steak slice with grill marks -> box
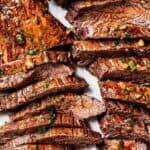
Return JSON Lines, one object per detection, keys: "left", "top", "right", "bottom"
{"left": 73, "top": 0, "right": 150, "bottom": 40}
{"left": 0, "top": 0, "right": 73, "bottom": 64}
{"left": 89, "top": 57, "right": 150, "bottom": 85}
{"left": 0, "top": 128, "right": 102, "bottom": 149}
{"left": 97, "top": 139, "right": 148, "bottom": 150}
{"left": 99, "top": 114, "right": 150, "bottom": 143}
{"left": 72, "top": 40, "right": 150, "bottom": 66}
{"left": 0, "top": 63, "right": 74, "bottom": 92}
{"left": 10, "top": 93, "right": 105, "bottom": 121}
{"left": 0, "top": 77, "right": 88, "bottom": 112}
{"left": 0, "top": 113, "right": 87, "bottom": 144}
{"left": 66, "top": 0, "right": 124, "bottom": 23}
{"left": 100, "top": 80, "right": 150, "bottom": 110}
{"left": 106, "top": 100, "right": 150, "bottom": 124}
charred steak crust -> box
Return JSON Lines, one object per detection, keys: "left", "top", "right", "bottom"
{"left": 0, "top": 127, "right": 102, "bottom": 149}
{"left": 99, "top": 113, "right": 150, "bottom": 143}
{"left": 100, "top": 80, "right": 150, "bottom": 110}
{"left": 72, "top": 40, "right": 150, "bottom": 66}
{"left": 0, "top": 77, "right": 88, "bottom": 111}
{"left": 10, "top": 93, "right": 106, "bottom": 121}
{"left": 73, "top": 0, "right": 150, "bottom": 39}
{"left": 0, "top": 0, "right": 72, "bottom": 64}
{"left": 89, "top": 57, "right": 150, "bottom": 85}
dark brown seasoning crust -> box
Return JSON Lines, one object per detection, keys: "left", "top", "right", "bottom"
{"left": 0, "top": 77, "right": 88, "bottom": 111}
{"left": 10, "top": 93, "right": 105, "bottom": 121}
{"left": 0, "top": 63, "right": 74, "bottom": 92}
{"left": 89, "top": 57, "right": 150, "bottom": 85}
{"left": 66, "top": 0, "right": 124, "bottom": 23}
{"left": 73, "top": 0, "right": 150, "bottom": 39}
{"left": 106, "top": 100, "right": 150, "bottom": 124}
{"left": 55, "top": 0, "right": 70, "bottom": 7}
{"left": 0, "top": 0, "right": 73, "bottom": 64}
{"left": 0, "top": 128, "right": 102, "bottom": 148}
{"left": 72, "top": 40, "right": 150, "bottom": 66}
{"left": 0, "top": 51, "right": 70, "bottom": 77}
{"left": 0, "top": 114, "right": 87, "bottom": 144}
{"left": 100, "top": 80, "right": 150, "bottom": 110}
{"left": 97, "top": 139, "right": 148, "bottom": 150}
{"left": 99, "top": 114, "right": 150, "bottom": 143}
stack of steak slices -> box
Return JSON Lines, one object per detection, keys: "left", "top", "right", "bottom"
{"left": 57, "top": 0, "right": 150, "bottom": 149}
{"left": 0, "top": 0, "right": 106, "bottom": 150}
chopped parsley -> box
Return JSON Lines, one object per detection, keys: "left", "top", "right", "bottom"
{"left": 0, "top": 68, "right": 4, "bottom": 77}
{"left": 118, "top": 140, "right": 124, "bottom": 150}
{"left": 128, "top": 60, "right": 137, "bottom": 72}
{"left": 37, "top": 127, "right": 47, "bottom": 134}
{"left": 27, "top": 48, "right": 38, "bottom": 56}
{"left": 125, "top": 30, "right": 131, "bottom": 38}
{"left": 16, "top": 34, "right": 25, "bottom": 45}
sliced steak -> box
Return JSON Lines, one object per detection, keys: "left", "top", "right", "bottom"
{"left": 99, "top": 114, "right": 150, "bottom": 143}
{"left": 0, "top": 64, "right": 74, "bottom": 92}
{"left": 73, "top": 0, "right": 150, "bottom": 39}
{"left": 10, "top": 93, "right": 105, "bottom": 121}
{"left": 0, "top": 128, "right": 102, "bottom": 149}
{"left": 89, "top": 57, "right": 150, "bottom": 85}
{"left": 100, "top": 80, "right": 150, "bottom": 110}
{"left": 0, "top": 113, "right": 87, "bottom": 143}
{"left": 72, "top": 40, "right": 150, "bottom": 66}
{"left": 97, "top": 139, "right": 148, "bottom": 150}
{"left": 55, "top": 0, "right": 70, "bottom": 7}
{"left": 66, "top": 0, "right": 124, "bottom": 23}
{"left": 0, "top": 77, "right": 88, "bottom": 111}
{"left": 0, "top": 0, "right": 73, "bottom": 64}
{"left": 106, "top": 100, "right": 150, "bottom": 124}
{"left": 0, "top": 51, "right": 70, "bottom": 77}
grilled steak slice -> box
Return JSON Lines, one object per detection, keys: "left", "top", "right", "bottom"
{"left": 0, "top": 64, "right": 74, "bottom": 92}
{"left": 0, "top": 0, "right": 72, "bottom": 64}
{"left": 0, "top": 51, "right": 70, "bottom": 77}
{"left": 0, "top": 128, "right": 102, "bottom": 148}
{"left": 97, "top": 139, "right": 148, "bottom": 150}
{"left": 89, "top": 57, "right": 150, "bottom": 84}
{"left": 106, "top": 100, "right": 150, "bottom": 124}
{"left": 66, "top": 0, "right": 123, "bottom": 23}
{"left": 55, "top": 0, "right": 70, "bottom": 7}
{"left": 99, "top": 114, "right": 150, "bottom": 143}
{"left": 0, "top": 114, "right": 87, "bottom": 143}
{"left": 10, "top": 93, "right": 105, "bottom": 121}
{"left": 100, "top": 80, "right": 150, "bottom": 110}
{"left": 0, "top": 77, "right": 88, "bottom": 111}
{"left": 72, "top": 40, "right": 150, "bottom": 66}
{"left": 73, "top": 0, "right": 150, "bottom": 39}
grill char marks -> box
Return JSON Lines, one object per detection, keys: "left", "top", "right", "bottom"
{"left": 0, "top": 77, "right": 88, "bottom": 111}
{"left": 0, "top": 128, "right": 102, "bottom": 149}
{"left": 66, "top": 0, "right": 124, "bottom": 23}
{"left": 72, "top": 40, "right": 150, "bottom": 66}
{"left": 73, "top": 0, "right": 150, "bottom": 39}
{"left": 89, "top": 57, "right": 150, "bottom": 85}
{"left": 97, "top": 139, "right": 148, "bottom": 150}
{"left": 10, "top": 93, "right": 106, "bottom": 121}
{"left": 100, "top": 80, "right": 150, "bottom": 110}
{"left": 99, "top": 114, "right": 150, "bottom": 143}
{"left": 0, "top": 0, "right": 72, "bottom": 64}
{"left": 0, "top": 114, "right": 87, "bottom": 144}
{"left": 0, "top": 64, "right": 74, "bottom": 92}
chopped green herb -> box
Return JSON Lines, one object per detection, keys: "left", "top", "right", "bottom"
{"left": 27, "top": 48, "right": 38, "bottom": 56}
{"left": 123, "top": 89, "right": 129, "bottom": 95}
{"left": 37, "top": 127, "right": 47, "bottom": 134}
{"left": 128, "top": 87, "right": 136, "bottom": 92}
{"left": 0, "top": 68, "right": 4, "bottom": 77}
{"left": 45, "top": 105, "right": 56, "bottom": 113}
{"left": 16, "top": 34, "right": 25, "bottom": 45}
{"left": 119, "top": 39, "right": 126, "bottom": 45}
{"left": 125, "top": 30, "right": 131, "bottom": 38}
{"left": 41, "top": 44, "right": 47, "bottom": 51}
{"left": 118, "top": 140, "right": 124, "bottom": 150}
{"left": 17, "top": 29, "right": 31, "bottom": 38}
{"left": 45, "top": 80, "right": 51, "bottom": 88}
{"left": 127, "top": 117, "right": 136, "bottom": 126}
{"left": 48, "top": 116, "right": 53, "bottom": 124}
{"left": 128, "top": 60, "right": 136, "bottom": 72}
{"left": 146, "top": 63, "right": 150, "bottom": 68}
{"left": 113, "top": 40, "right": 119, "bottom": 46}
{"left": 120, "top": 58, "right": 126, "bottom": 63}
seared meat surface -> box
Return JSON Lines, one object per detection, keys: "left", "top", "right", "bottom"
{"left": 100, "top": 80, "right": 150, "bottom": 110}
{"left": 73, "top": 0, "right": 150, "bottom": 39}
{"left": 10, "top": 93, "right": 106, "bottom": 121}
{"left": 0, "top": 77, "right": 88, "bottom": 111}
{"left": 89, "top": 57, "right": 150, "bottom": 85}
{"left": 0, "top": 0, "right": 72, "bottom": 64}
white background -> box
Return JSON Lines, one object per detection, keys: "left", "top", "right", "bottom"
{"left": 0, "top": 1, "right": 103, "bottom": 149}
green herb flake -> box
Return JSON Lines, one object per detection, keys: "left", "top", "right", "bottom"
{"left": 48, "top": 116, "right": 53, "bottom": 124}
{"left": 128, "top": 60, "right": 137, "bottom": 72}
{"left": 27, "top": 48, "right": 38, "bottom": 56}
{"left": 41, "top": 44, "right": 47, "bottom": 51}
{"left": 125, "top": 30, "right": 131, "bottom": 38}
{"left": 45, "top": 80, "right": 51, "bottom": 88}
{"left": 17, "top": 29, "right": 31, "bottom": 38}
{"left": 119, "top": 39, "right": 126, "bottom": 45}
{"left": 0, "top": 68, "right": 4, "bottom": 77}
{"left": 37, "top": 127, "right": 47, "bottom": 134}
{"left": 128, "top": 87, "right": 136, "bottom": 92}
{"left": 16, "top": 34, "right": 25, "bottom": 45}
{"left": 45, "top": 105, "right": 56, "bottom": 113}
{"left": 127, "top": 117, "right": 136, "bottom": 126}
{"left": 118, "top": 140, "right": 124, "bottom": 150}
{"left": 146, "top": 63, "right": 150, "bottom": 68}
{"left": 123, "top": 89, "right": 129, "bottom": 95}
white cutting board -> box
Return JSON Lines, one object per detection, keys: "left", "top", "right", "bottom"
{"left": 0, "top": 1, "right": 103, "bottom": 150}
